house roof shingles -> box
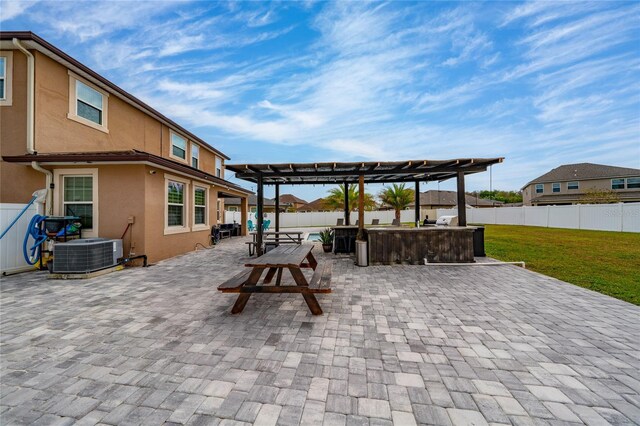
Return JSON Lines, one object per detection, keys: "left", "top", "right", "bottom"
{"left": 279, "top": 194, "right": 308, "bottom": 205}
{"left": 523, "top": 163, "right": 640, "bottom": 188}
{"left": 412, "top": 190, "right": 503, "bottom": 207}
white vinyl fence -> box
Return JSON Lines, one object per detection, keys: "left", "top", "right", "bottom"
{"left": 1, "top": 203, "right": 39, "bottom": 275}
{"left": 437, "top": 203, "right": 640, "bottom": 233}
{"left": 225, "top": 210, "right": 419, "bottom": 228}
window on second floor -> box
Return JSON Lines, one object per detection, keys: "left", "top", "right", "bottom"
{"left": 611, "top": 178, "right": 625, "bottom": 190}
{"left": 567, "top": 181, "right": 579, "bottom": 190}
{"left": 552, "top": 183, "right": 561, "bottom": 193}
{"left": 0, "top": 52, "right": 13, "bottom": 106}
{"left": 68, "top": 73, "right": 108, "bottom": 132}
{"left": 627, "top": 177, "right": 640, "bottom": 189}
{"left": 535, "top": 184, "right": 544, "bottom": 194}
{"left": 215, "top": 158, "right": 222, "bottom": 178}
{"left": 191, "top": 144, "right": 200, "bottom": 169}
{"left": 171, "top": 132, "right": 187, "bottom": 161}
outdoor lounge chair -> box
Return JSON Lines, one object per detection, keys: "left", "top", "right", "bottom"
{"left": 263, "top": 219, "right": 271, "bottom": 231}
{"left": 247, "top": 219, "right": 255, "bottom": 232}
{"left": 391, "top": 218, "right": 400, "bottom": 226}
{"left": 371, "top": 219, "right": 379, "bottom": 225}
{"left": 336, "top": 218, "right": 344, "bottom": 226}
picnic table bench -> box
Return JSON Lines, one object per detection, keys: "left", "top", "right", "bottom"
{"left": 218, "top": 244, "right": 332, "bottom": 315}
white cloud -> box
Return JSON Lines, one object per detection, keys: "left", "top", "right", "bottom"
{"left": 0, "top": 0, "right": 38, "bottom": 22}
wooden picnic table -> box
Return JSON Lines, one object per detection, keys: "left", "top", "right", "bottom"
{"left": 246, "top": 231, "right": 304, "bottom": 256}
{"left": 218, "top": 244, "right": 332, "bottom": 315}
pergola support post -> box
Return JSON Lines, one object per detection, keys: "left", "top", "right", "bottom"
{"left": 275, "top": 183, "right": 280, "bottom": 232}
{"left": 240, "top": 196, "right": 249, "bottom": 236}
{"left": 358, "top": 174, "right": 364, "bottom": 239}
{"left": 456, "top": 171, "right": 467, "bottom": 227}
{"left": 257, "top": 174, "right": 264, "bottom": 256}
{"left": 415, "top": 180, "right": 420, "bottom": 226}
{"left": 344, "top": 182, "right": 350, "bottom": 226}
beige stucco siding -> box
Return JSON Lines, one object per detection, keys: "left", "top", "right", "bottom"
{"left": 0, "top": 49, "right": 44, "bottom": 203}
{"left": 524, "top": 177, "right": 640, "bottom": 205}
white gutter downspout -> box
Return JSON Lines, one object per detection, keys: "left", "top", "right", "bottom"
{"left": 13, "top": 38, "right": 53, "bottom": 215}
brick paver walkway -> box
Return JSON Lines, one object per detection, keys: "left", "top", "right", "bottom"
{"left": 1, "top": 237, "right": 639, "bottom": 425}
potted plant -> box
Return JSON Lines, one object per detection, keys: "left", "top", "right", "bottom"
{"left": 318, "top": 228, "right": 334, "bottom": 253}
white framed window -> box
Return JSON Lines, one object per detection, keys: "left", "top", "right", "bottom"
{"left": 170, "top": 132, "right": 187, "bottom": 161}
{"left": 193, "top": 185, "right": 209, "bottom": 230}
{"left": 0, "top": 52, "right": 13, "bottom": 106}
{"left": 552, "top": 183, "right": 560, "bottom": 193}
{"left": 611, "top": 178, "right": 625, "bottom": 190}
{"left": 215, "top": 157, "right": 222, "bottom": 178}
{"left": 227, "top": 206, "right": 238, "bottom": 212}
{"left": 626, "top": 177, "right": 640, "bottom": 189}
{"left": 250, "top": 206, "right": 257, "bottom": 213}
{"left": 67, "top": 72, "right": 108, "bottom": 132}
{"left": 567, "top": 181, "right": 579, "bottom": 190}
{"left": 535, "top": 184, "right": 543, "bottom": 194}
{"left": 164, "top": 174, "right": 190, "bottom": 234}
{"left": 191, "top": 143, "right": 200, "bottom": 169}
{"left": 53, "top": 168, "right": 99, "bottom": 238}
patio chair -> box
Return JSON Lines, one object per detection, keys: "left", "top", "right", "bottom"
{"left": 336, "top": 218, "right": 344, "bottom": 226}
{"left": 371, "top": 219, "right": 379, "bottom": 225}
{"left": 355, "top": 220, "right": 359, "bottom": 226}
{"left": 263, "top": 219, "right": 271, "bottom": 231}
{"left": 247, "top": 219, "right": 255, "bottom": 232}
{"left": 391, "top": 218, "right": 400, "bottom": 226}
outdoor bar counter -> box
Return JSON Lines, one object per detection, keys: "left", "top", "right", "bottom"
{"left": 365, "top": 226, "right": 475, "bottom": 265}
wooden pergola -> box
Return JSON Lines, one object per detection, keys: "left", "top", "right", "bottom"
{"left": 226, "top": 158, "right": 503, "bottom": 255}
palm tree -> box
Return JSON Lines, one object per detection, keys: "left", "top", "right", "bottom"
{"left": 323, "top": 184, "right": 376, "bottom": 211}
{"left": 379, "top": 183, "right": 414, "bottom": 221}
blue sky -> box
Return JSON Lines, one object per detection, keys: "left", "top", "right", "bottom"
{"left": 2, "top": 1, "right": 639, "bottom": 201}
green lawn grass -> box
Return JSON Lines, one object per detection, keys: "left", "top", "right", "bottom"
{"left": 483, "top": 225, "right": 640, "bottom": 305}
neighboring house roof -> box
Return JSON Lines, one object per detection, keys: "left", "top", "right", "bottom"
{"left": 2, "top": 150, "right": 251, "bottom": 194}
{"left": 523, "top": 163, "right": 640, "bottom": 188}
{"left": 224, "top": 195, "right": 275, "bottom": 206}
{"left": 530, "top": 191, "right": 640, "bottom": 204}
{"left": 298, "top": 198, "right": 332, "bottom": 211}
{"left": 410, "top": 190, "right": 503, "bottom": 207}
{"left": 0, "top": 31, "right": 229, "bottom": 160}
{"left": 279, "top": 194, "right": 307, "bottom": 205}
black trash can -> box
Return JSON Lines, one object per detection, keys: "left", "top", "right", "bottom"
{"left": 473, "top": 226, "right": 486, "bottom": 257}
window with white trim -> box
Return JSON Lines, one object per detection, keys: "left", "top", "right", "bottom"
{"left": 0, "top": 52, "right": 12, "bottom": 106}
{"left": 68, "top": 73, "right": 108, "bottom": 131}
{"left": 627, "top": 177, "right": 640, "bottom": 189}
{"left": 54, "top": 168, "right": 99, "bottom": 238}
{"left": 227, "top": 206, "right": 238, "bottom": 212}
{"left": 611, "top": 178, "right": 625, "bottom": 190}
{"left": 168, "top": 181, "right": 185, "bottom": 226}
{"left": 552, "top": 183, "right": 560, "bottom": 193}
{"left": 171, "top": 132, "right": 187, "bottom": 161}
{"left": 567, "top": 181, "right": 579, "bottom": 190}
{"left": 215, "top": 157, "right": 222, "bottom": 177}
{"left": 194, "top": 186, "right": 207, "bottom": 226}
{"left": 535, "top": 184, "right": 543, "bottom": 194}
{"left": 191, "top": 144, "right": 200, "bottom": 169}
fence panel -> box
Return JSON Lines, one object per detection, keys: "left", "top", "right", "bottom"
{"left": 437, "top": 203, "right": 639, "bottom": 232}
{"left": 1, "top": 203, "right": 39, "bottom": 275}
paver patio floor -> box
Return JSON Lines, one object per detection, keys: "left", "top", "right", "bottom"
{"left": 1, "top": 237, "right": 639, "bottom": 425}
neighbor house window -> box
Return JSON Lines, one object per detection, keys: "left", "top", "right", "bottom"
{"left": 215, "top": 158, "right": 222, "bottom": 178}
{"left": 535, "top": 184, "right": 544, "bottom": 194}
{"left": 0, "top": 52, "right": 13, "bottom": 106}
{"left": 627, "top": 177, "right": 640, "bottom": 189}
{"left": 171, "top": 132, "right": 187, "bottom": 160}
{"left": 552, "top": 183, "right": 560, "bottom": 193}
{"left": 193, "top": 186, "right": 207, "bottom": 228}
{"left": 611, "top": 179, "right": 625, "bottom": 190}
{"left": 68, "top": 73, "right": 108, "bottom": 131}
{"left": 191, "top": 144, "right": 200, "bottom": 169}
{"left": 227, "top": 206, "right": 238, "bottom": 212}
{"left": 250, "top": 206, "right": 257, "bottom": 213}
{"left": 54, "top": 168, "right": 99, "bottom": 238}
{"left": 567, "top": 181, "right": 579, "bottom": 190}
